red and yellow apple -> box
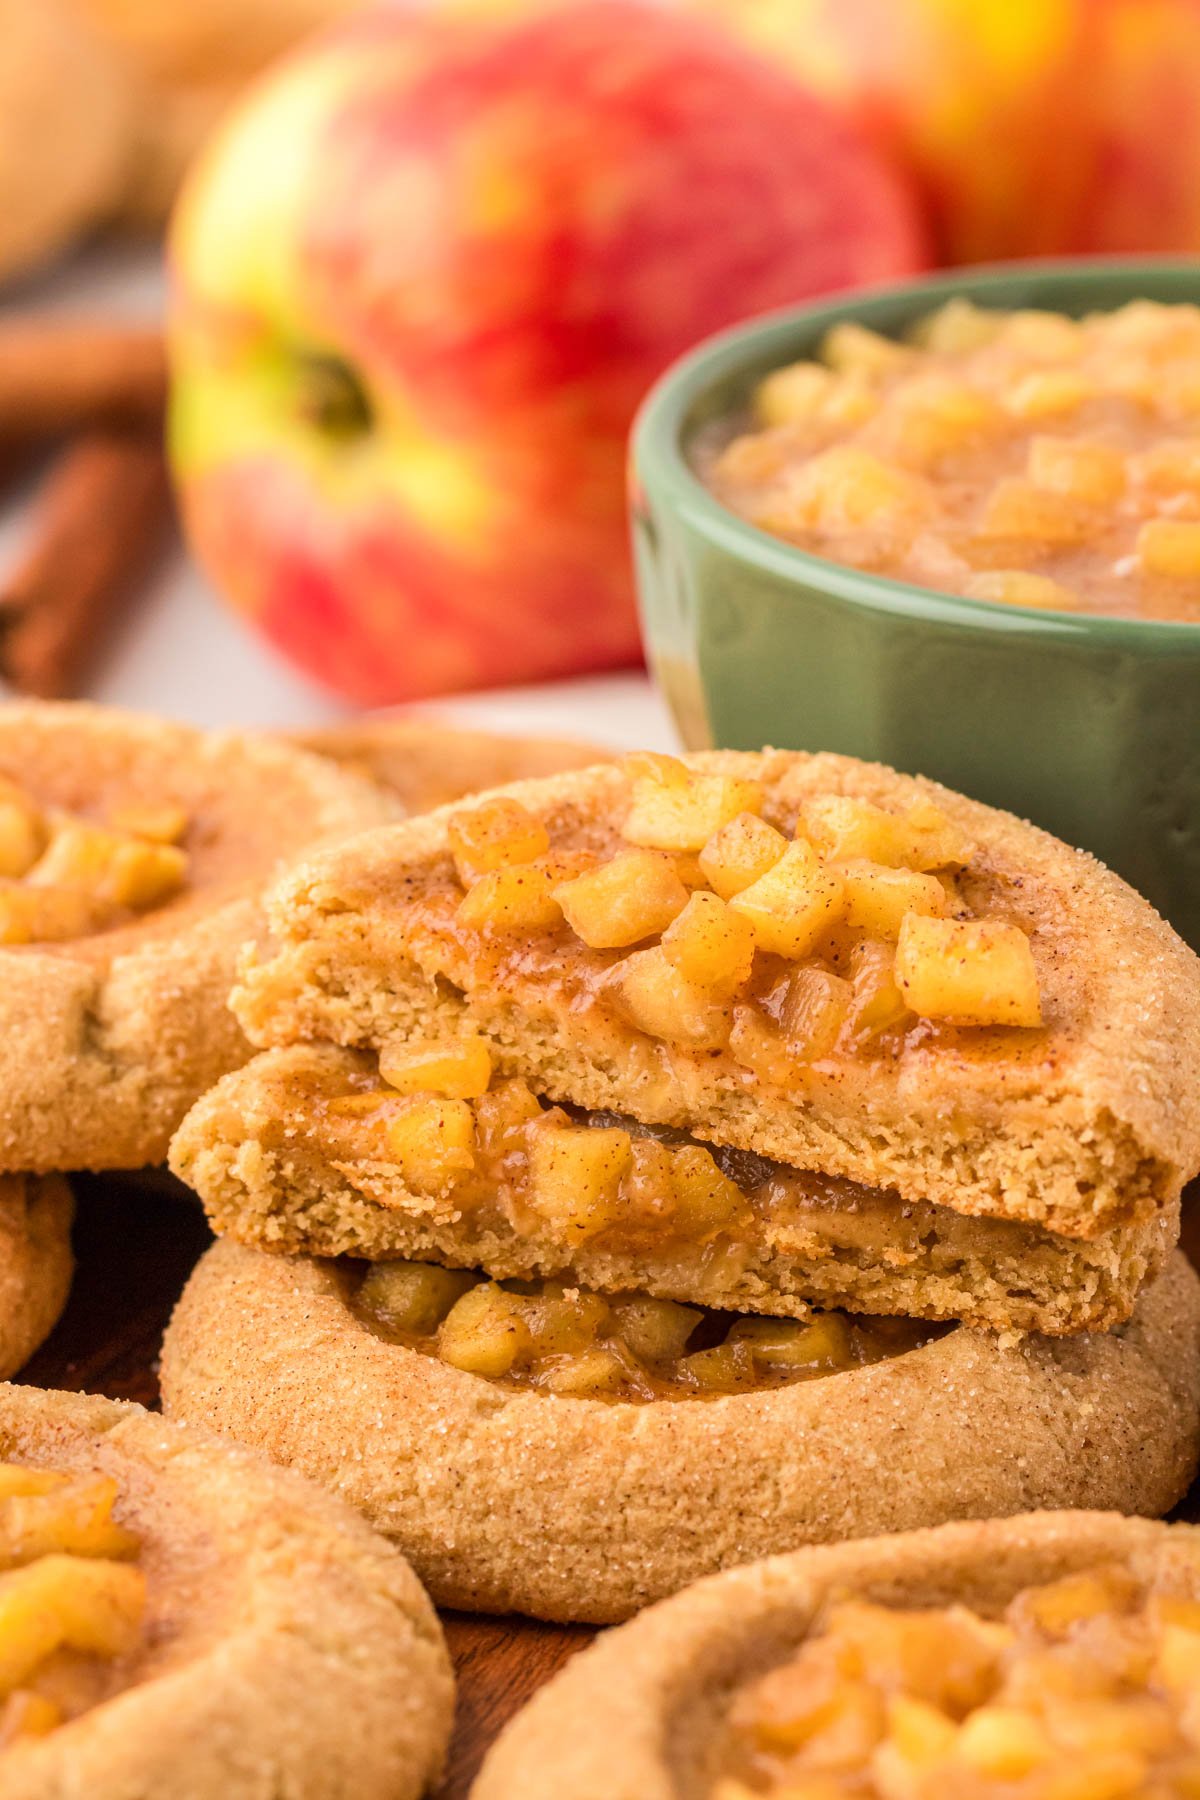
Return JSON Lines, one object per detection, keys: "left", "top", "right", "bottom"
{"left": 699, "top": 0, "right": 1200, "bottom": 264}
{"left": 168, "top": 0, "right": 927, "bottom": 704}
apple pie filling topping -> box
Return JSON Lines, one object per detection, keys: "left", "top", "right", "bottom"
{"left": 328, "top": 1052, "right": 756, "bottom": 1252}
{"left": 397, "top": 755, "right": 1042, "bottom": 1088}
{"left": 0, "top": 776, "right": 188, "bottom": 945}
{"left": 353, "top": 1258, "right": 935, "bottom": 1401}
{"left": 0, "top": 1462, "right": 145, "bottom": 1749}
{"left": 698, "top": 299, "right": 1200, "bottom": 625}
{"left": 715, "top": 1562, "right": 1200, "bottom": 1800}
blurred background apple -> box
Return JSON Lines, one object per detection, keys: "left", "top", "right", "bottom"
{"left": 165, "top": 0, "right": 928, "bottom": 704}
{"left": 699, "top": 0, "right": 1200, "bottom": 263}
{"left": 6, "top": 0, "right": 1200, "bottom": 707}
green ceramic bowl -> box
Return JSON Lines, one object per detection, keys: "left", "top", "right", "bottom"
{"left": 631, "top": 257, "right": 1200, "bottom": 948}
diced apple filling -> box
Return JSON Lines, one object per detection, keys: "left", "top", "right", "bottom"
{"left": 895, "top": 915, "right": 1043, "bottom": 1028}
{"left": 385, "top": 1098, "right": 477, "bottom": 1194}
{"left": 554, "top": 849, "right": 688, "bottom": 948}
{"left": 1027, "top": 436, "right": 1125, "bottom": 507}
{"left": 379, "top": 1036, "right": 494, "bottom": 1101}
{"left": 837, "top": 861, "right": 949, "bottom": 937}
{"left": 729, "top": 842, "right": 846, "bottom": 959}
{"left": 872, "top": 377, "right": 1002, "bottom": 466}
{"left": 622, "top": 753, "right": 764, "bottom": 852}
{"left": 781, "top": 445, "right": 935, "bottom": 533}
{"left": 0, "top": 780, "right": 190, "bottom": 945}
{"left": 847, "top": 941, "right": 910, "bottom": 1042}
{"left": 716, "top": 1562, "right": 1200, "bottom": 1800}
{"left": 527, "top": 1125, "right": 635, "bottom": 1245}
{"left": 0, "top": 780, "right": 45, "bottom": 880}
{"left": 447, "top": 796, "right": 549, "bottom": 884}
{"left": 614, "top": 946, "right": 734, "bottom": 1049}
{"left": 800, "top": 794, "right": 973, "bottom": 872}
{"left": 437, "top": 764, "right": 1043, "bottom": 1068}
{"left": 1137, "top": 519, "right": 1200, "bottom": 578}
{"left": 457, "top": 863, "right": 563, "bottom": 932}
{"left": 703, "top": 299, "right": 1200, "bottom": 626}
{"left": 661, "top": 891, "right": 757, "bottom": 996}
{"left": 699, "top": 812, "right": 788, "bottom": 898}
{"left": 963, "top": 570, "right": 1078, "bottom": 610}
{"left": 353, "top": 1259, "right": 931, "bottom": 1401}
{"left": 1005, "top": 367, "right": 1096, "bottom": 421}
{"left": 329, "top": 1071, "right": 765, "bottom": 1249}
{"left": 0, "top": 1463, "right": 145, "bottom": 1746}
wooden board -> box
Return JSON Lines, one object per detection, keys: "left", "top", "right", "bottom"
{"left": 20, "top": 1173, "right": 591, "bottom": 1799}
{"left": 20, "top": 1172, "right": 1200, "bottom": 1795}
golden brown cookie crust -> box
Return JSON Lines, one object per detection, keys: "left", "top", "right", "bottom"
{"left": 473, "top": 1511, "right": 1200, "bottom": 1800}
{"left": 233, "top": 751, "right": 1200, "bottom": 1239}
{"left": 0, "top": 1381, "right": 453, "bottom": 1800}
{"left": 0, "top": 1175, "right": 72, "bottom": 1378}
{"left": 292, "top": 715, "right": 609, "bottom": 815}
{"left": 168, "top": 1041, "right": 1178, "bottom": 1337}
{"left": 159, "top": 1242, "right": 1200, "bottom": 1624}
{"left": 0, "top": 702, "right": 393, "bottom": 1173}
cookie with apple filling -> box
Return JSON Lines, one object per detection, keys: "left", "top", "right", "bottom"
{"left": 0, "top": 701, "right": 392, "bottom": 1173}
{"left": 473, "top": 1510, "right": 1200, "bottom": 1799}
{"left": 160, "top": 1241, "right": 1200, "bottom": 1623}
{"left": 229, "top": 749, "right": 1200, "bottom": 1240}
{"left": 0, "top": 1380, "right": 452, "bottom": 1798}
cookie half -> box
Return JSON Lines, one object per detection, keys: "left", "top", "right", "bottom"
{"left": 0, "top": 1175, "right": 73, "bottom": 1378}
{"left": 0, "top": 1381, "right": 452, "bottom": 1798}
{"left": 0, "top": 701, "right": 393, "bottom": 1172}
{"left": 169, "top": 1041, "right": 1177, "bottom": 1336}
{"left": 231, "top": 750, "right": 1200, "bottom": 1238}
{"left": 159, "top": 1241, "right": 1200, "bottom": 1624}
{"left": 473, "top": 1511, "right": 1200, "bottom": 1800}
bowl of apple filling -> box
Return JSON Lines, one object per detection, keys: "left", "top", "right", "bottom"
{"left": 632, "top": 259, "right": 1200, "bottom": 949}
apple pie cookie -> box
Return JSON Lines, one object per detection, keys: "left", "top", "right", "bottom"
{"left": 172, "top": 749, "right": 1200, "bottom": 1334}
{"left": 474, "top": 1511, "right": 1200, "bottom": 1800}
{"left": 159, "top": 1241, "right": 1200, "bottom": 1623}
{"left": 0, "top": 1381, "right": 452, "bottom": 1799}
{"left": 0, "top": 1176, "right": 73, "bottom": 1379}
{"left": 0, "top": 701, "right": 392, "bottom": 1173}
{"left": 291, "top": 716, "right": 607, "bottom": 814}
{"left": 228, "top": 750, "right": 1200, "bottom": 1240}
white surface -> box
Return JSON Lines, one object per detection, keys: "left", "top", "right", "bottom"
{"left": 0, "top": 245, "right": 677, "bottom": 752}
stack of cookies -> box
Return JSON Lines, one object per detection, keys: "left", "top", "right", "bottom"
{"left": 161, "top": 748, "right": 1200, "bottom": 1624}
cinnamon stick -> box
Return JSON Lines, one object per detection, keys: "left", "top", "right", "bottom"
{"left": 0, "top": 322, "right": 166, "bottom": 440}
{"left": 0, "top": 430, "right": 171, "bottom": 699}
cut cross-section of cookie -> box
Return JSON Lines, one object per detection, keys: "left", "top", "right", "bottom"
{"left": 232, "top": 750, "right": 1200, "bottom": 1239}
{"left": 169, "top": 1041, "right": 1178, "bottom": 1337}
{"left": 354, "top": 1256, "right": 943, "bottom": 1399}
{"left": 0, "top": 701, "right": 393, "bottom": 1173}
{"left": 0, "top": 1176, "right": 73, "bottom": 1379}
{"left": 159, "top": 1242, "right": 1200, "bottom": 1624}
{"left": 0, "top": 1381, "right": 452, "bottom": 1799}
{"left": 472, "top": 1510, "right": 1200, "bottom": 1799}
